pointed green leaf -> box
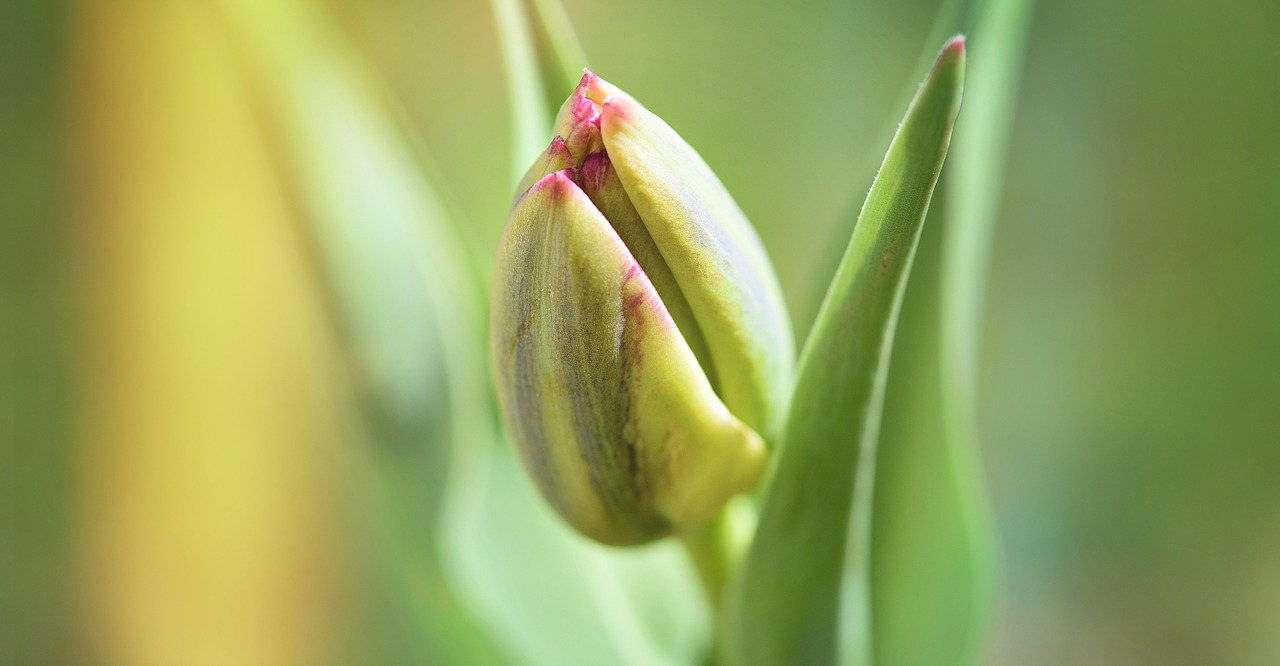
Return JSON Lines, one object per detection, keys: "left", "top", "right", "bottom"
{"left": 727, "top": 38, "right": 966, "bottom": 666}
{"left": 871, "top": 3, "right": 1034, "bottom": 665}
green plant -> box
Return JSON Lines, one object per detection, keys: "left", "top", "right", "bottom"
{"left": 487, "top": 40, "right": 966, "bottom": 665}
{"left": 221, "top": 0, "right": 1033, "bottom": 662}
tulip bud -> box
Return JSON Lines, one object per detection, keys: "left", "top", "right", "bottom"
{"left": 491, "top": 71, "right": 793, "bottom": 545}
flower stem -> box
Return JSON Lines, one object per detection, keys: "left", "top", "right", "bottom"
{"left": 680, "top": 509, "right": 737, "bottom": 665}
{"left": 680, "top": 507, "right": 737, "bottom": 614}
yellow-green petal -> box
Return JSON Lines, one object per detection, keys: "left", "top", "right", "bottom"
{"left": 490, "top": 171, "right": 767, "bottom": 545}
{"left": 578, "top": 149, "right": 716, "bottom": 388}
{"left": 514, "top": 135, "right": 577, "bottom": 197}
{"left": 589, "top": 76, "right": 794, "bottom": 439}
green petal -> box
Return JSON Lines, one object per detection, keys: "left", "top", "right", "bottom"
{"left": 515, "top": 135, "right": 577, "bottom": 197}
{"left": 490, "top": 171, "right": 767, "bottom": 545}
{"left": 589, "top": 75, "right": 794, "bottom": 440}
{"left": 578, "top": 149, "right": 717, "bottom": 389}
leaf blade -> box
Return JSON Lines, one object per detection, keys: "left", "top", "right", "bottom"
{"left": 491, "top": 0, "right": 590, "bottom": 181}
{"left": 221, "top": 3, "right": 715, "bottom": 663}
{"left": 219, "top": 1, "right": 502, "bottom": 662}
{"left": 727, "top": 38, "right": 966, "bottom": 666}
{"left": 869, "top": 2, "right": 1036, "bottom": 665}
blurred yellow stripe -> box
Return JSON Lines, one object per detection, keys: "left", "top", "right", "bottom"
{"left": 72, "top": 2, "right": 350, "bottom": 665}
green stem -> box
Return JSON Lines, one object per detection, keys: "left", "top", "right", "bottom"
{"left": 681, "top": 509, "right": 736, "bottom": 614}
{"left": 680, "top": 509, "right": 737, "bottom": 665}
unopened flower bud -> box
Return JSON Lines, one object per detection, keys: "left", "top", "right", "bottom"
{"left": 491, "top": 71, "right": 793, "bottom": 545}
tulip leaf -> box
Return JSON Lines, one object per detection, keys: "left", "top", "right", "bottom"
{"left": 870, "top": 2, "right": 1035, "bottom": 665}
{"left": 525, "top": 0, "right": 590, "bottom": 101}
{"left": 491, "top": 0, "right": 554, "bottom": 177}
{"left": 226, "top": 3, "right": 713, "bottom": 664}
{"left": 219, "top": 1, "right": 501, "bottom": 662}
{"left": 445, "top": 442, "right": 713, "bottom": 666}
{"left": 490, "top": 0, "right": 588, "bottom": 180}
{"left": 727, "top": 38, "right": 966, "bottom": 666}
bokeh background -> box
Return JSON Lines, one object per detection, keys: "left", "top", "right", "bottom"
{"left": 3, "top": 0, "right": 1279, "bottom": 664}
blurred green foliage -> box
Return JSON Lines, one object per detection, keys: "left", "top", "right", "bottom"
{"left": 3, "top": 0, "right": 1279, "bottom": 663}
{"left": 986, "top": 0, "right": 1280, "bottom": 662}
{"left": 1, "top": 0, "right": 74, "bottom": 663}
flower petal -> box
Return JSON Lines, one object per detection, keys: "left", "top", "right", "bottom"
{"left": 590, "top": 75, "right": 794, "bottom": 439}
{"left": 578, "top": 149, "right": 716, "bottom": 385}
{"left": 490, "top": 170, "right": 767, "bottom": 544}
{"left": 514, "top": 134, "right": 576, "bottom": 197}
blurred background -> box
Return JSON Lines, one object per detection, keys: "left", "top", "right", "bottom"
{"left": 3, "top": 0, "right": 1279, "bottom": 664}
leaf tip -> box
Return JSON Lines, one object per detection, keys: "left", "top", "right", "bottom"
{"left": 933, "top": 35, "right": 967, "bottom": 77}
{"left": 923, "top": 35, "right": 967, "bottom": 112}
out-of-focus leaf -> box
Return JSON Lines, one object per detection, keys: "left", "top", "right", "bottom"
{"left": 943, "top": 0, "right": 1036, "bottom": 413}
{"left": 491, "top": 0, "right": 552, "bottom": 178}
{"left": 2, "top": 1, "right": 71, "bottom": 663}
{"left": 219, "top": 1, "right": 499, "bottom": 662}
{"left": 490, "top": 0, "right": 587, "bottom": 180}
{"left": 727, "top": 39, "right": 966, "bottom": 666}
{"left": 225, "top": 1, "right": 711, "bottom": 663}
{"left": 525, "top": 0, "right": 589, "bottom": 104}
{"left": 445, "top": 442, "right": 712, "bottom": 665}
{"left": 72, "top": 3, "right": 350, "bottom": 664}
{"left": 869, "top": 2, "right": 1034, "bottom": 664}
